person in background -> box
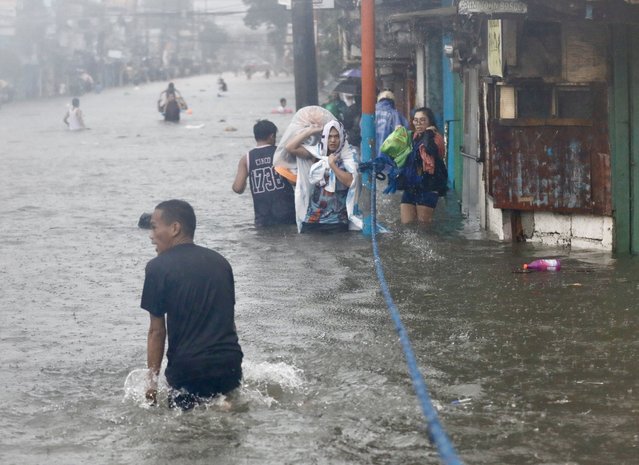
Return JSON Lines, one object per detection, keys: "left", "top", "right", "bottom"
{"left": 399, "top": 107, "right": 448, "bottom": 224}
{"left": 343, "top": 94, "right": 362, "bottom": 151}
{"left": 158, "top": 82, "right": 182, "bottom": 102}
{"left": 141, "top": 199, "right": 243, "bottom": 410}
{"left": 232, "top": 120, "right": 296, "bottom": 227}
{"left": 160, "top": 91, "right": 182, "bottom": 122}
{"left": 63, "top": 97, "right": 86, "bottom": 131}
{"left": 323, "top": 92, "right": 348, "bottom": 123}
{"left": 375, "top": 90, "right": 408, "bottom": 158}
{"left": 217, "top": 77, "right": 228, "bottom": 97}
{"left": 157, "top": 82, "right": 187, "bottom": 119}
{"left": 272, "top": 97, "right": 293, "bottom": 114}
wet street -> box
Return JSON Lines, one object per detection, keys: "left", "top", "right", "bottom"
{"left": 0, "top": 74, "right": 637, "bottom": 465}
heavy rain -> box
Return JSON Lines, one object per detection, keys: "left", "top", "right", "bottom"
{"left": 0, "top": 1, "right": 637, "bottom": 464}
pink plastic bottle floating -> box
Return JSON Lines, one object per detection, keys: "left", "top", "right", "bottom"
{"left": 523, "top": 259, "right": 561, "bottom": 271}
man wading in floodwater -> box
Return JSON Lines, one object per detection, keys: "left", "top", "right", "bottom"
{"left": 141, "top": 200, "right": 243, "bottom": 409}
{"left": 232, "top": 119, "right": 296, "bottom": 227}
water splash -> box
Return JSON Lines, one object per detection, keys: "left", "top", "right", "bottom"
{"left": 243, "top": 360, "right": 305, "bottom": 390}
{"left": 122, "top": 360, "right": 304, "bottom": 410}
{"left": 122, "top": 368, "right": 168, "bottom": 408}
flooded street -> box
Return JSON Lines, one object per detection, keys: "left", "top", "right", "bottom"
{"left": 0, "top": 74, "right": 637, "bottom": 465}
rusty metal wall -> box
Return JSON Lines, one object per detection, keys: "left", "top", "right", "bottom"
{"left": 488, "top": 85, "right": 612, "bottom": 215}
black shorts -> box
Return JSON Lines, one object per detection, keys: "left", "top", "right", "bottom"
{"left": 168, "top": 368, "right": 242, "bottom": 410}
{"left": 401, "top": 189, "right": 439, "bottom": 208}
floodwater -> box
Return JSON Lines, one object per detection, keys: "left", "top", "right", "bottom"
{"left": 0, "top": 74, "right": 637, "bottom": 465}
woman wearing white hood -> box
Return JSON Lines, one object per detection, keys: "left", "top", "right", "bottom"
{"left": 285, "top": 118, "right": 360, "bottom": 233}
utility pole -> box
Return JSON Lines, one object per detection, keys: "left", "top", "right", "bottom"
{"left": 360, "top": 0, "right": 376, "bottom": 234}
{"left": 291, "top": 0, "right": 318, "bottom": 109}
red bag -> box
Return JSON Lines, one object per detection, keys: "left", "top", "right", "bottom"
{"left": 418, "top": 144, "right": 436, "bottom": 175}
{"left": 416, "top": 129, "right": 440, "bottom": 175}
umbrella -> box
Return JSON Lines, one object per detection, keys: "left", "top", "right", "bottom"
{"left": 331, "top": 76, "right": 361, "bottom": 95}
{"left": 340, "top": 68, "right": 361, "bottom": 78}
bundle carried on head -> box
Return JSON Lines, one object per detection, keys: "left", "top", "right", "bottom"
{"left": 273, "top": 105, "right": 336, "bottom": 172}
{"left": 273, "top": 106, "right": 362, "bottom": 232}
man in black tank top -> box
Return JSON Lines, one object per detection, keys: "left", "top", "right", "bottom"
{"left": 232, "top": 120, "right": 296, "bottom": 227}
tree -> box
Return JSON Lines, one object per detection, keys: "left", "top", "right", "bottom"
{"left": 200, "top": 21, "right": 229, "bottom": 63}
{"left": 316, "top": 9, "right": 344, "bottom": 83}
{"left": 242, "top": 0, "right": 290, "bottom": 64}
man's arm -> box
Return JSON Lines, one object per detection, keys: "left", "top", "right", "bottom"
{"left": 285, "top": 126, "right": 322, "bottom": 159}
{"left": 146, "top": 313, "right": 166, "bottom": 404}
{"left": 63, "top": 110, "right": 69, "bottom": 126}
{"left": 232, "top": 154, "right": 249, "bottom": 194}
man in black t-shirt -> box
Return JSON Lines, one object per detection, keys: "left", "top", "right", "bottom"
{"left": 232, "top": 119, "right": 296, "bottom": 227}
{"left": 141, "top": 199, "right": 243, "bottom": 409}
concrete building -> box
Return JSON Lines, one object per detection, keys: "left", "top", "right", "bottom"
{"left": 339, "top": 0, "right": 639, "bottom": 253}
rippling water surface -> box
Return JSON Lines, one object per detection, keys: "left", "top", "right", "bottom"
{"left": 0, "top": 74, "right": 637, "bottom": 465}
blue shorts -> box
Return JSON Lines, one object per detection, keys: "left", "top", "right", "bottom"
{"left": 401, "top": 189, "right": 439, "bottom": 208}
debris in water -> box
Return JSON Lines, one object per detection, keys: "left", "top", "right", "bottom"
{"left": 451, "top": 398, "right": 472, "bottom": 405}
{"left": 523, "top": 259, "right": 561, "bottom": 271}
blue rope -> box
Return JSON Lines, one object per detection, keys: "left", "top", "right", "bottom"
{"left": 369, "top": 175, "right": 464, "bottom": 465}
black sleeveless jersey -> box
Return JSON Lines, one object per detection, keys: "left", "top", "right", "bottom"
{"left": 247, "top": 145, "right": 295, "bottom": 227}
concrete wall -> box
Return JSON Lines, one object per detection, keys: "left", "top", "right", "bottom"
{"left": 526, "top": 212, "right": 614, "bottom": 250}
{"left": 485, "top": 196, "right": 505, "bottom": 240}
{"left": 484, "top": 196, "right": 614, "bottom": 250}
